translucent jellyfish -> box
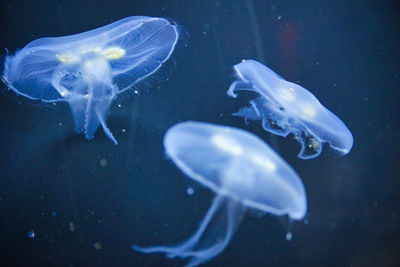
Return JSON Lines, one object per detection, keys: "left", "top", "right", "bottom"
{"left": 2, "top": 16, "right": 179, "bottom": 144}
{"left": 134, "top": 121, "right": 307, "bottom": 266}
{"left": 228, "top": 59, "right": 353, "bottom": 159}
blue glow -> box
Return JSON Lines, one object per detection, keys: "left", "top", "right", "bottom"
{"left": 28, "top": 230, "right": 35, "bottom": 239}
{"left": 186, "top": 187, "right": 194, "bottom": 195}
{"left": 3, "top": 16, "right": 179, "bottom": 144}
{"left": 228, "top": 59, "right": 353, "bottom": 159}
{"left": 134, "top": 121, "right": 307, "bottom": 266}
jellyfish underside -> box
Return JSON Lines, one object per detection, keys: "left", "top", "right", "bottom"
{"left": 134, "top": 121, "right": 307, "bottom": 266}
{"left": 231, "top": 82, "right": 322, "bottom": 159}
{"left": 134, "top": 194, "right": 246, "bottom": 267}
{"left": 3, "top": 16, "right": 179, "bottom": 144}
{"left": 51, "top": 54, "right": 118, "bottom": 144}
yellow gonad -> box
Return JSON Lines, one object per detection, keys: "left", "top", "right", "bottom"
{"left": 101, "top": 46, "right": 126, "bottom": 60}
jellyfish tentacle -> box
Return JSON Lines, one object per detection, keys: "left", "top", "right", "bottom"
{"left": 185, "top": 198, "right": 245, "bottom": 267}
{"left": 134, "top": 195, "right": 246, "bottom": 266}
{"left": 133, "top": 195, "right": 223, "bottom": 256}
{"left": 295, "top": 131, "right": 323, "bottom": 160}
{"left": 96, "top": 106, "right": 117, "bottom": 145}
{"left": 50, "top": 67, "right": 70, "bottom": 98}
{"left": 227, "top": 80, "right": 255, "bottom": 98}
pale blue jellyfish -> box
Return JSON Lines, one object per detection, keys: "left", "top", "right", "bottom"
{"left": 228, "top": 59, "right": 353, "bottom": 159}
{"left": 134, "top": 121, "right": 307, "bottom": 266}
{"left": 2, "top": 16, "right": 179, "bottom": 144}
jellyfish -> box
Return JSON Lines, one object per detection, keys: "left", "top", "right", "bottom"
{"left": 2, "top": 16, "right": 179, "bottom": 144}
{"left": 134, "top": 121, "right": 307, "bottom": 267}
{"left": 227, "top": 59, "right": 353, "bottom": 159}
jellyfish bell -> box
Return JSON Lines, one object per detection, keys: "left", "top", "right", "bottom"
{"left": 134, "top": 121, "right": 307, "bottom": 266}
{"left": 3, "top": 16, "right": 179, "bottom": 144}
{"left": 165, "top": 121, "right": 306, "bottom": 220}
{"left": 228, "top": 59, "right": 353, "bottom": 159}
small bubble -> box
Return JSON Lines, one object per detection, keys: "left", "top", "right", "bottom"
{"left": 121, "top": 129, "right": 126, "bottom": 133}
{"left": 100, "top": 158, "right": 107, "bottom": 167}
{"left": 118, "top": 104, "right": 122, "bottom": 108}
{"left": 69, "top": 222, "right": 75, "bottom": 232}
{"left": 28, "top": 230, "right": 35, "bottom": 239}
{"left": 186, "top": 187, "right": 194, "bottom": 195}
{"left": 285, "top": 232, "right": 292, "bottom": 241}
{"left": 134, "top": 90, "right": 138, "bottom": 94}
{"left": 94, "top": 242, "right": 102, "bottom": 250}
{"left": 58, "top": 122, "right": 62, "bottom": 127}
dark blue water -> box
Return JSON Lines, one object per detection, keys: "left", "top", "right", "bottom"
{"left": 0, "top": 0, "right": 399, "bottom": 266}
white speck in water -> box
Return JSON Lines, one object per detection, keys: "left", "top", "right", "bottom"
{"left": 58, "top": 122, "right": 62, "bottom": 127}
{"left": 100, "top": 158, "right": 107, "bottom": 167}
{"left": 28, "top": 230, "right": 35, "bottom": 239}
{"left": 118, "top": 104, "right": 122, "bottom": 108}
{"left": 122, "top": 129, "right": 126, "bottom": 133}
{"left": 94, "top": 242, "right": 102, "bottom": 250}
{"left": 186, "top": 187, "right": 194, "bottom": 195}
{"left": 285, "top": 232, "right": 292, "bottom": 241}
{"left": 134, "top": 90, "right": 139, "bottom": 94}
{"left": 69, "top": 222, "right": 75, "bottom": 232}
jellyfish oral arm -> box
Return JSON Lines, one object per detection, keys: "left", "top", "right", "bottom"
{"left": 81, "top": 65, "right": 117, "bottom": 144}
{"left": 95, "top": 104, "right": 117, "bottom": 145}
{"left": 134, "top": 195, "right": 246, "bottom": 267}
{"left": 50, "top": 56, "right": 118, "bottom": 144}
{"left": 50, "top": 67, "right": 71, "bottom": 98}
{"left": 228, "top": 60, "right": 353, "bottom": 159}
{"left": 227, "top": 80, "right": 256, "bottom": 98}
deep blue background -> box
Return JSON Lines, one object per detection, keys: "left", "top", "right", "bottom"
{"left": 0, "top": 0, "right": 399, "bottom": 266}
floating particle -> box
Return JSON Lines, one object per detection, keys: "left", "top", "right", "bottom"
{"left": 69, "top": 222, "right": 75, "bottom": 232}
{"left": 286, "top": 232, "right": 293, "bottom": 241}
{"left": 28, "top": 230, "right": 35, "bottom": 239}
{"left": 94, "top": 242, "right": 102, "bottom": 250}
{"left": 186, "top": 187, "right": 194, "bottom": 195}
{"left": 100, "top": 158, "right": 107, "bottom": 167}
